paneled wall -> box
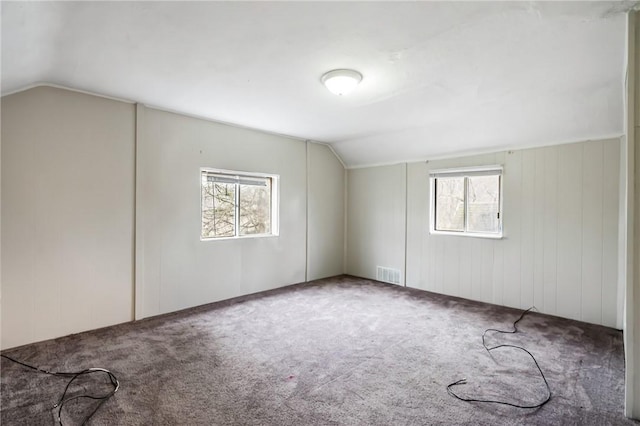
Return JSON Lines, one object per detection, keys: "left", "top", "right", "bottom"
{"left": 408, "top": 139, "right": 621, "bottom": 327}
{"left": 136, "top": 106, "right": 308, "bottom": 318}
{"left": 135, "top": 108, "right": 347, "bottom": 319}
{"left": 347, "top": 138, "right": 621, "bottom": 328}
{"left": 1, "top": 87, "right": 346, "bottom": 349}
{"left": 307, "top": 143, "right": 345, "bottom": 281}
{"left": 1, "top": 87, "right": 136, "bottom": 349}
{"left": 346, "top": 164, "right": 406, "bottom": 284}
{"left": 626, "top": 10, "right": 640, "bottom": 417}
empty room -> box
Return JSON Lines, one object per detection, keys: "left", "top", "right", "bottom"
{"left": 2, "top": 1, "right": 640, "bottom": 425}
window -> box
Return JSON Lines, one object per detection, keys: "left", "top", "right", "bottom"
{"left": 201, "top": 168, "right": 279, "bottom": 240}
{"left": 430, "top": 166, "right": 502, "bottom": 238}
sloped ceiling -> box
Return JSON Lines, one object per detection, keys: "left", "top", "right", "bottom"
{"left": 2, "top": 1, "right": 637, "bottom": 167}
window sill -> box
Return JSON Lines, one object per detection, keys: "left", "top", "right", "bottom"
{"left": 200, "top": 233, "right": 279, "bottom": 242}
{"left": 429, "top": 230, "right": 503, "bottom": 240}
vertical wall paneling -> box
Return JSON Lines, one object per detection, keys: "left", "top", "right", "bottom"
{"left": 306, "top": 141, "right": 310, "bottom": 283}
{"left": 481, "top": 240, "right": 494, "bottom": 303}
{"left": 1, "top": 87, "right": 136, "bottom": 349}
{"left": 533, "top": 149, "right": 546, "bottom": 310}
{"left": 138, "top": 108, "right": 307, "bottom": 318}
{"left": 492, "top": 151, "right": 506, "bottom": 306}
{"left": 503, "top": 150, "right": 522, "bottom": 308}
{"left": 543, "top": 147, "right": 559, "bottom": 315}
{"left": 626, "top": 10, "right": 639, "bottom": 417}
{"left": 399, "top": 139, "right": 620, "bottom": 327}
{"left": 434, "top": 237, "right": 444, "bottom": 294}
{"left": 582, "top": 141, "right": 605, "bottom": 324}
{"left": 137, "top": 105, "right": 162, "bottom": 318}
{"left": 625, "top": 11, "right": 640, "bottom": 418}
{"left": 602, "top": 140, "right": 620, "bottom": 328}
{"left": 443, "top": 238, "right": 460, "bottom": 296}
{"left": 1, "top": 87, "right": 348, "bottom": 350}
{"left": 404, "top": 163, "right": 409, "bottom": 286}
{"left": 556, "top": 143, "right": 583, "bottom": 321}
{"left": 520, "top": 150, "right": 536, "bottom": 309}
{"left": 459, "top": 239, "right": 472, "bottom": 299}
{"left": 307, "top": 143, "right": 345, "bottom": 281}
{"left": 346, "top": 164, "right": 406, "bottom": 284}
{"left": 471, "top": 238, "right": 483, "bottom": 300}
{"left": 344, "top": 171, "right": 349, "bottom": 274}
{"left": 2, "top": 94, "right": 38, "bottom": 346}
{"left": 405, "top": 163, "right": 428, "bottom": 288}
{"left": 492, "top": 224, "right": 505, "bottom": 305}
{"left": 134, "top": 104, "right": 145, "bottom": 320}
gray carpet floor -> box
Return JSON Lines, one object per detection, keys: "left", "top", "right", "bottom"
{"left": 0, "top": 275, "right": 634, "bottom": 425}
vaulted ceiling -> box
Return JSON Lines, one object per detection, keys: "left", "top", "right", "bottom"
{"left": 2, "top": 1, "right": 638, "bottom": 167}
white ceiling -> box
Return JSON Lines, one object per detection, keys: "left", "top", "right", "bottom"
{"left": 2, "top": 1, "right": 638, "bottom": 167}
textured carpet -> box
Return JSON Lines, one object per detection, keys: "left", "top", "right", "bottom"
{"left": 0, "top": 275, "right": 634, "bottom": 425}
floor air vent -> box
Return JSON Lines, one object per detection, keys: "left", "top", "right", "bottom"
{"left": 376, "top": 266, "right": 401, "bottom": 285}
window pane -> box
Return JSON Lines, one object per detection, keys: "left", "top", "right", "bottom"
{"left": 202, "top": 180, "right": 235, "bottom": 238}
{"left": 239, "top": 179, "right": 271, "bottom": 235}
{"left": 435, "top": 177, "right": 465, "bottom": 231}
{"left": 202, "top": 179, "right": 215, "bottom": 238}
{"left": 467, "top": 175, "right": 500, "bottom": 233}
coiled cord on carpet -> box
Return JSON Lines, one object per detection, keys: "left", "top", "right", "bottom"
{"left": 1, "top": 353, "right": 119, "bottom": 425}
{"left": 447, "top": 307, "right": 552, "bottom": 409}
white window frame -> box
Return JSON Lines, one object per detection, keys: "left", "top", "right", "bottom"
{"left": 200, "top": 167, "right": 280, "bottom": 241}
{"left": 429, "top": 165, "right": 503, "bottom": 239}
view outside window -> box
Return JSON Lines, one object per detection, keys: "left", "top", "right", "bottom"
{"left": 435, "top": 177, "right": 465, "bottom": 231}
{"left": 201, "top": 171, "right": 275, "bottom": 239}
{"left": 239, "top": 181, "right": 271, "bottom": 235}
{"left": 467, "top": 175, "right": 500, "bottom": 233}
{"left": 432, "top": 170, "right": 501, "bottom": 236}
{"left": 202, "top": 181, "right": 236, "bottom": 238}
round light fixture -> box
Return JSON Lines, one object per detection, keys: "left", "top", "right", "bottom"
{"left": 321, "top": 69, "right": 363, "bottom": 96}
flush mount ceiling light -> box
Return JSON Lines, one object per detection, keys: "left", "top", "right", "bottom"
{"left": 321, "top": 69, "right": 363, "bottom": 96}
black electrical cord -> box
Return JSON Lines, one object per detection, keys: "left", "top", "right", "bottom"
{"left": 447, "top": 307, "right": 552, "bottom": 409}
{"left": 1, "top": 353, "right": 120, "bottom": 425}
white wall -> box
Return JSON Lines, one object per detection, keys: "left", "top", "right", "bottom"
{"left": 307, "top": 143, "right": 345, "bottom": 281}
{"left": 346, "top": 164, "right": 406, "bottom": 284}
{"left": 624, "top": 9, "right": 639, "bottom": 418}
{"left": 1, "top": 87, "right": 346, "bottom": 348}
{"left": 634, "top": 9, "right": 640, "bottom": 417}
{"left": 408, "top": 139, "right": 620, "bottom": 327}
{"left": 136, "top": 106, "right": 307, "bottom": 318}
{"left": 346, "top": 139, "right": 621, "bottom": 328}
{"left": 1, "top": 86, "right": 136, "bottom": 349}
